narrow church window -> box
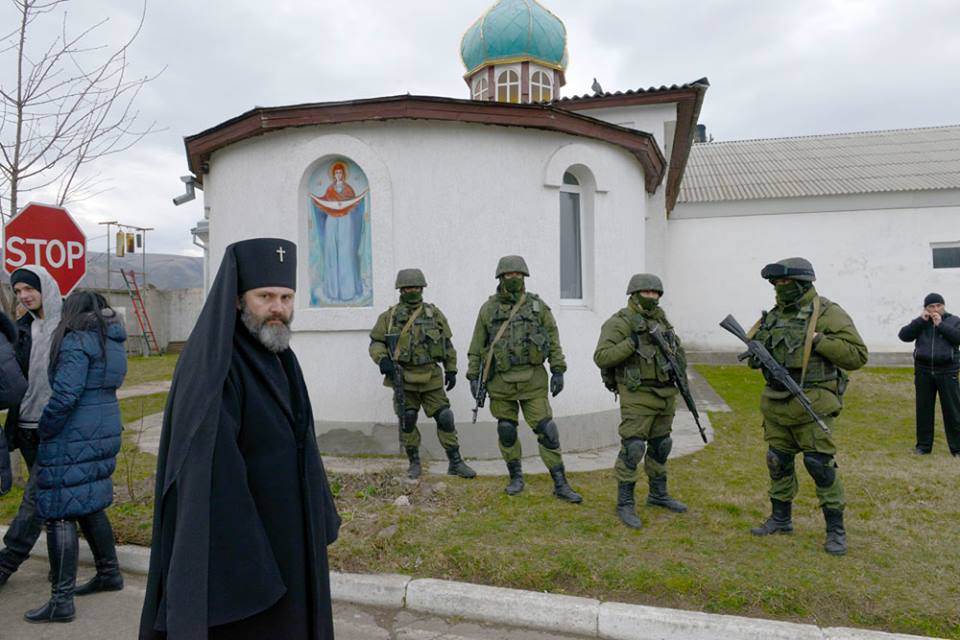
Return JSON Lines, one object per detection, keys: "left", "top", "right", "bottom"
{"left": 932, "top": 244, "right": 960, "bottom": 269}
{"left": 473, "top": 75, "right": 490, "bottom": 101}
{"left": 530, "top": 71, "right": 553, "bottom": 102}
{"left": 497, "top": 69, "right": 520, "bottom": 104}
{"left": 560, "top": 171, "right": 582, "bottom": 299}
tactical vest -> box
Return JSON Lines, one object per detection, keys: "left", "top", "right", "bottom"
{"left": 614, "top": 308, "right": 678, "bottom": 390}
{"left": 387, "top": 303, "right": 446, "bottom": 366}
{"left": 754, "top": 297, "right": 838, "bottom": 388}
{"left": 486, "top": 295, "right": 550, "bottom": 373}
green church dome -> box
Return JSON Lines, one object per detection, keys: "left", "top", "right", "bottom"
{"left": 461, "top": 0, "right": 568, "bottom": 75}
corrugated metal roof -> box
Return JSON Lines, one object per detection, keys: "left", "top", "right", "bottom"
{"left": 555, "top": 78, "right": 709, "bottom": 103}
{"left": 678, "top": 125, "right": 960, "bottom": 203}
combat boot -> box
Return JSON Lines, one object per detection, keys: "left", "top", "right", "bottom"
{"left": 445, "top": 447, "right": 477, "bottom": 479}
{"left": 822, "top": 507, "right": 847, "bottom": 556}
{"left": 645, "top": 476, "right": 688, "bottom": 513}
{"left": 404, "top": 447, "right": 421, "bottom": 479}
{"left": 75, "top": 511, "right": 123, "bottom": 596}
{"left": 24, "top": 520, "right": 77, "bottom": 624}
{"left": 504, "top": 460, "right": 524, "bottom": 495}
{"left": 549, "top": 464, "right": 583, "bottom": 503}
{"left": 751, "top": 499, "right": 794, "bottom": 536}
{"left": 616, "top": 481, "right": 641, "bottom": 529}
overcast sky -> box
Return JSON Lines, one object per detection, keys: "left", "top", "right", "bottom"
{"left": 4, "top": 0, "right": 958, "bottom": 256}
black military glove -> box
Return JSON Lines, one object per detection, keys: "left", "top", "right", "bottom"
{"left": 630, "top": 334, "right": 640, "bottom": 349}
{"left": 444, "top": 371, "right": 457, "bottom": 391}
{"left": 469, "top": 378, "right": 480, "bottom": 397}
{"left": 550, "top": 371, "right": 564, "bottom": 397}
{"left": 379, "top": 358, "right": 396, "bottom": 376}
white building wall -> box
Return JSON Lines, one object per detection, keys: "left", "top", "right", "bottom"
{"left": 201, "top": 120, "right": 655, "bottom": 453}
{"left": 667, "top": 196, "right": 960, "bottom": 356}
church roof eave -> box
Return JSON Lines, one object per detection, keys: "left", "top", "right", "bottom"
{"left": 554, "top": 78, "right": 710, "bottom": 213}
{"left": 183, "top": 94, "right": 666, "bottom": 193}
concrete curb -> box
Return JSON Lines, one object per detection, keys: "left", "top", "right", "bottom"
{"left": 1, "top": 527, "right": 941, "bottom": 640}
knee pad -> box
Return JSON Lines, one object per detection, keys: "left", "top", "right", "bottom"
{"left": 402, "top": 409, "right": 419, "bottom": 433}
{"left": 646, "top": 436, "right": 673, "bottom": 465}
{"left": 497, "top": 420, "right": 518, "bottom": 447}
{"left": 766, "top": 448, "right": 795, "bottom": 481}
{"left": 534, "top": 418, "right": 560, "bottom": 450}
{"left": 803, "top": 452, "right": 837, "bottom": 488}
{"left": 434, "top": 407, "right": 456, "bottom": 433}
{"left": 619, "top": 437, "right": 646, "bottom": 470}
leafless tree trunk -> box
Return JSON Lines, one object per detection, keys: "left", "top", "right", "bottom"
{"left": 0, "top": 0, "right": 161, "bottom": 225}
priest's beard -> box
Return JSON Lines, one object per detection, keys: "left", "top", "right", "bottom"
{"left": 240, "top": 302, "right": 293, "bottom": 353}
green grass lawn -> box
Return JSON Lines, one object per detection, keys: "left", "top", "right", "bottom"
{"left": 1, "top": 367, "right": 957, "bottom": 637}
{"left": 328, "top": 366, "right": 960, "bottom": 639}
{"left": 122, "top": 353, "right": 179, "bottom": 388}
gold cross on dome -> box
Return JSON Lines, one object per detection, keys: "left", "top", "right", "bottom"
{"left": 276, "top": 246, "right": 286, "bottom": 263}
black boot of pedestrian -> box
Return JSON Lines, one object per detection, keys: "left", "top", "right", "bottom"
{"left": 616, "top": 481, "right": 641, "bottom": 529}
{"left": 645, "top": 476, "right": 688, "bottom": 513}
{"left": 24, "top": 520, "right": 77, "bottom": 624}
{"left": 549, "top": 464, "right": 583, "bottom": 503}
{"left": 445, "top": 447, "right": 477, "bottom": 479}
{"left": 504, "top": 460, "right": 524, "bottom": 496}
{"left": 75, "top": 511, "right": 123, "bottom": 596}
{"left": 404, "top": 447, "right": 421, "bottom": 479}
{"left": 751, "top": 499, "right": 794, "bottom": 536}
{"left": 822, "top": 507, "right": 847, "bottom": 556}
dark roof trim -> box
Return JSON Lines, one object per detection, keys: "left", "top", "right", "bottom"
{"left": 184, "top": 95, "right": 666, "bottom": 193}
{"left": 553, "top": 78, "right": 709, "bottom": 213}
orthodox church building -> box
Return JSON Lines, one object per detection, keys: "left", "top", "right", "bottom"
{"left": 185, "top": 0, "right": 959, "bottom": 456}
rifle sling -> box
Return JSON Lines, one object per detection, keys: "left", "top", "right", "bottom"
{"left": 482, "top": 294, "right": 527, "bottom": 385}
{"left": 389, "top": 305, "right": 424, "bottom": 361}
{"left": 800, "top": 296, "right": 821, "bottom": 387}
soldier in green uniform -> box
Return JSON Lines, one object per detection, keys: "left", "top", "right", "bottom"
{"left": 467, "top": 256, "right": 582, "bottom": 502}
{"left": 594, "top": 274, "right": 689, "bottom": 529}
{"left": 747, "top": 258, "right": 867, "bottom": 555}
{"left": 369, "top": 269, "right": 476, "bottom": 480}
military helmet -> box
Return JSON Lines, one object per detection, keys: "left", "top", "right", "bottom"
{"left": 626, "top": 273, "right": 664, "bottom": 295}
{"left": 760, "top": 257, "right": 816, "bottom": 282}
{"left": 395, "top": 268, "right": 427, "bottom": 288}
{"left": 495, "top": 255, "right": 530, "bottom": 278}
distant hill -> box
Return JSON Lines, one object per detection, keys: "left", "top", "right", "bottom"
{"left": 2, "top": 252, "right": 203, "bottom": 290}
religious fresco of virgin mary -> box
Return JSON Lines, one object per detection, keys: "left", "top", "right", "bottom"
{"left": 307, "top": 157, "right": 373, "bottom": 307}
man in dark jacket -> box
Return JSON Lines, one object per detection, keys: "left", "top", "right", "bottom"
{"left": 0, "top": 266, "right": 62, "bottom": 588}
{"left": 139, "top": 238, "right": 340, "bottom": 640}
{"left": 898, "top": 293, "right": 960, "bottom": 456}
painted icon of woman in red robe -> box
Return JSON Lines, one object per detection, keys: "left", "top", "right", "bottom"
{"left": 310, "top": 161, "right": 369, "bottom": 303}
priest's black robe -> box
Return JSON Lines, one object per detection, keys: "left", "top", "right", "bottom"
{"left": 139, "top": 240, "right": 340, "bottom": 640}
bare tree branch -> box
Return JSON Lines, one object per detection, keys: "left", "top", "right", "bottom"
{"left": 0, "top": 0, "right": 160, "bottom": 221}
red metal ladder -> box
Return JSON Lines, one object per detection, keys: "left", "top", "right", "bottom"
{"left": 120, "top": 269, "right": 161, "bottom": 356}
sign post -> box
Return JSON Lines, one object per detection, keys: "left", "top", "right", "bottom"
{"left": 4, "top": 202, "right": 87, "bottom": 296}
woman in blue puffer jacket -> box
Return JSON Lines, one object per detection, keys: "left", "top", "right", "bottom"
{"left": 24, "top": 291, "right": 127, "bottom": 624}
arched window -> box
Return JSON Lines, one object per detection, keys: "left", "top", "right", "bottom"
{"left": 496, "top": 69, "right": 520, "bottom": 104}
{"left": 559, "top": 171, "right": 582, "bottom": 300}
{"left": 472, "top": 75, "right": 490, "bottom": 101}
{"left": 530, "top": 70, "right": 553, "bottom": 103}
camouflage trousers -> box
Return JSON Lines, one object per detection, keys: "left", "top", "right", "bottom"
{"left": 489, "top": 395, "right": 562, "bottom": 470}
{"left": 762, "top": 415, "right": 845, "bottom": 511}
{"left": 398, "top": 387, "right": 460, "bottom": 451}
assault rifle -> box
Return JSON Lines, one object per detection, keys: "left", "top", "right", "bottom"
{"left": 719, "top": 314, "right": 831, "bottom": 434}
{"left": 384, "top": 333, "right": 406, "bottom": 449}
{"left": 648, "top": 325, "right": 708, "bottom": 443}
{"left": 471, "top": 360, "right": 489, "bottom": 424}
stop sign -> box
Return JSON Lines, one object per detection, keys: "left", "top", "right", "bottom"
{"left": 4, "top": 202, "right": 87, "bottom": 295}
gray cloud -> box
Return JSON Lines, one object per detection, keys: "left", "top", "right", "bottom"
{"left": 3, "top": 0, "right": 957, "bottom": 255}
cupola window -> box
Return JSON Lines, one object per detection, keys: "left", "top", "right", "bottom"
{"left": 530, "top": 71, "right": 553, "bottom": 103}
{"left": 473, "top": 75, "right": 490, "bottom": 101}
{"left": 496, "top": 69, "right": 520, "bottom": 104}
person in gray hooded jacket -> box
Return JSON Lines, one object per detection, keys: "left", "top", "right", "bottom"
{"left": 0, "top": 265, "right": 63, "bottom": 588}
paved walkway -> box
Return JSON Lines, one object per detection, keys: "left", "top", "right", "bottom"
{"left": 0, "top": 559, "right": 589, "bottom": 640}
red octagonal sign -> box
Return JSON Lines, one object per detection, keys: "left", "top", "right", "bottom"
{"left": 4, "top": 202, "right": 87, "bottom": 296}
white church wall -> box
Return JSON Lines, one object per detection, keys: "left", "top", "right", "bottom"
{"left": 566, "top": 104, "right": 677, "bottom": 156}
{"left": 666, "top": 198, "right": 960, "bottom": 356}
{"left": 201, "top": 120, "right": 653, "bottom": 455}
